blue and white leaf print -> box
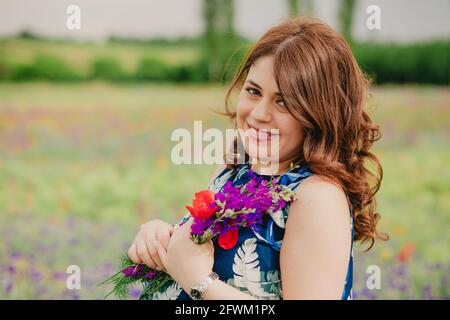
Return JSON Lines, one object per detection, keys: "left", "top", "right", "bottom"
{"left": 235, "top": 164, "right": 249, "bottom": 181}
{"left": 148, "top": 281, "right": 182, "bottom": 300}
{"left": 269, "top": 209, "right": 285, "bottom": 229}
{"left": 261, "top": 270, "right": 282, "bottom": 297}
{"left": 231, "top": 238, "right": 277, "bottom": 299}
{"left": 209, "top": 168, "right": 233, "bottom": 193}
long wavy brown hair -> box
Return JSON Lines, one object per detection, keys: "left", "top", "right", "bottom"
{"left": 221, "top": 16, "right": 388, "bottom": 250}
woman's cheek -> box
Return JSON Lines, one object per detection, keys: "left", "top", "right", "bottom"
{"left": 236, "top": 102, "right": 250, "bottom": 128}
{"left": 279, "top": 119, "right": 302, "bottom": 157}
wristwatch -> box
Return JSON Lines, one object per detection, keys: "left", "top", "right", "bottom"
{"left": 189, "top": 271, "right": 219, "bottom": 300}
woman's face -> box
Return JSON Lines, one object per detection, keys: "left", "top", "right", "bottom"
{"left": 236, "top": 55, "right": 303, "bottom": 168}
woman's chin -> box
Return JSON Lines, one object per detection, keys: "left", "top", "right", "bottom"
{"left": 245, "top": 145, "right": 276, "bottom": 163}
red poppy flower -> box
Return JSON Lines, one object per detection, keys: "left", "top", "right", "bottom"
{"left": 397, "top": 242, "right": 416, "bottom": 263}
{"left": 185, "top": 190, "right": 217, "bottom": 219}
{"left": 218, "top": 229, "right": 239, "bottom": 250}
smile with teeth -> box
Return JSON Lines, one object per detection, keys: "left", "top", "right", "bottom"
{"left": 246, "top": 123, "right": 279, "bottom": 142}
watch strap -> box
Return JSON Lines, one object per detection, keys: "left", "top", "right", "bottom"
{"left": 190, "top": 272, "right": 219, "bottom": 299}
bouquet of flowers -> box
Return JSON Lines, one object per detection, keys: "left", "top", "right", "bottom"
{"left": 99, "top": 171, "right": 297, "bottom": 299}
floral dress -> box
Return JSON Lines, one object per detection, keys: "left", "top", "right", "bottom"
{"left": 139, "top": 161, "right": 354, "bottom": 300}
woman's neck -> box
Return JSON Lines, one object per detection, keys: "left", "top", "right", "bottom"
{"left": 249, "top": 158, "right": 293, "bottom": 176}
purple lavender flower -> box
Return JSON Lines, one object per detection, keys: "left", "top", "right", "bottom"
{"left": 71, "top": 293, "right": 81, "bottom": 300}
{"left": 422, "top": 285, "right": 433, "bottom": 300}
{"left": 52, "top": 271, "right": 66, "bottom": 280}
{"left": 193, "top": 173, "right": 295, "bottom": 245}
{"left": 7, "top": 265, "right": 16, "bottom": 275}
{"left": 122, "top": 265, "right": 144, "bottom": 277}
{"left": 361, "top": 287, "right": 377, "bottom": 300}
{"left": 143, "top": 270, "right": 158, "bottom": 279}
{"left": 191, "top": 217, "right": 215, "bottom": 235}
{"left": 5, "top": 282, "right": 13, "bottom": 295}
{"left": 30, "top": 268, "right": 42, "bottom": 282}
{"left": 10, "top": 251, "right": 22, "bottom": 260}
{"left": 130, "top": 287, "right": 141, "bottom": 298}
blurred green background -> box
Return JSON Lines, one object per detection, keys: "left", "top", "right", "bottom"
{"left": 0, "top": 0, "right": 449, "bottom": 299}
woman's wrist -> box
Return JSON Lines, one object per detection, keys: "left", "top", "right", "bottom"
{"left": 202, "top": 277, "right": 222, "bottom": 300}
{"left": 188, "top": 271, "right": 219, "bottom": 300}
{"left": 179, "top": 269, "right": 214, "bottom": 294}
{"left": 203, "top": 277, "right": 258, "bottom": 300}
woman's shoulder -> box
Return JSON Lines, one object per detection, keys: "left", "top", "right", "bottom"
{"left": 295, "top": 175, "right": 347, "bottom": 202}
{"left": 287, "top": 175, "right": 351, "bottom": 231}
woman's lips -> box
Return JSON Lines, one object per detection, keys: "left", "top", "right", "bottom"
{"left": 245, "top": 122, "right": 279, "bottom": 142}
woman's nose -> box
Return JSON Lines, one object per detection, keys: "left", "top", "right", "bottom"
{"left": 250, "top": 99, "right": 272, "bottom": 123}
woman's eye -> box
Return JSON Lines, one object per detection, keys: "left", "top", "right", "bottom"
{"left": 275, "top": 100, "right": 289, "bottom": 112}
{"left": 245, "top": 87, "right": 261, "bottom": 97}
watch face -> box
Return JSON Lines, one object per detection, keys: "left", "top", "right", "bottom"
{"left": 190, "top": 288, "right": 202, "bottom": 300}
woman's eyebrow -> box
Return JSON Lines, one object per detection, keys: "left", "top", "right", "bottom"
{"left": 245, "top": 79, "right": 282, "bottom": 96}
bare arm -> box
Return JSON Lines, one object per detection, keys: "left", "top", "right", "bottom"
{"left": 155, "top": 214, "right": 259, "bottom": 300}
{"left": 280, "top": 175, "right": 352, "bottom": 299}
{"left": 203, "top": 279, "right": 258, "bottom": 300}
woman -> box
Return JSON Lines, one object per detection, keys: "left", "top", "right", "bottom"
{"left": 128, "top": 16, "right": 387, "bottom": 300}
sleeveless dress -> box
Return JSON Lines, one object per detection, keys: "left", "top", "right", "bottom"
{"left": 139, "top": 161, "right": 354, "bottom": 300}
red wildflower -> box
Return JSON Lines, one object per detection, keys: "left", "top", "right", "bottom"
{"left": 185, "top": 190, "right": 217, "bottom": 219}
{"left": 397, "top": 242, "right": 416, "bottom": 263}
{"left": 218, "top": 229, "right": 239, "bottom": 250}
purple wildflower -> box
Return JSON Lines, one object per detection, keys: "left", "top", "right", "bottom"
{"left": 195, "top": 172, "right": 294, "bottom": 243}
{"left": 7, "top": 265, "right": 16, "bottom": 275}
{"left": 423, "top": 285, "right": 433, "bottom": 300}
{"left": 143, "top": 270, "right": 158, "bottom": 279}
{"left": 130, "top": 287, "right": 141, "bottom": 298}
{"left": 5, "top": 281, "right": 13, "bottom": 295}
{"left": 10, "top": 251, "right": 22, "bottom": 260}
{"left": 30, "top": 269, "right": 42, "bottom": 282}
{"left": 52, "top": 271, "right": 66, "bottom": 280}
{"left": 191, "top": 217, "right": 215, "bottom": 235}
{"left": 72, "top": 293, "right": 80, "bottom": 300}
{"left": 122, "top": 265, "right": 144, "bottom": 277}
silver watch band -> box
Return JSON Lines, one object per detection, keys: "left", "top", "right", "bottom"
{"left": 190, "top": 272, "right": 219, "bottom": 299}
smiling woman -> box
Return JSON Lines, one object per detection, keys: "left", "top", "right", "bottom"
{"left": 236, "top": 55, "right": 304, "bottom": 176}
{"left": 133, "top": 16, "right": 387, "bottom": 300}
{"left": 223, "top": 16, "right": 387, "bottom": 249}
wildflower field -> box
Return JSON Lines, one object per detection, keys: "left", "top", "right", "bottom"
{"left": 0, "top": 82, "right": 448, "bottom": 299}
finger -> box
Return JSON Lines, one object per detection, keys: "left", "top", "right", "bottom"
{"left": 156, "top": 228, "right": 172, "bottom": 251}
{"left": 128, "top": 243, "right": 142, "bottom": 264}
{"left": 180, "top": 217, "right": 194, "bottom": 235}
{"left": 154, "top": 240, "right": 168, "bottom": 270}
{"left": 148, "top": 239, "right": 165, "bottom": 271}
{"left": 208, "top": 240, "right": 215, "bottom": 252}
{"left": 136, "top": 240, "right": 157, "bottom": 269}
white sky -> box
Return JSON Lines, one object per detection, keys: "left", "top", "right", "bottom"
{"left": 0, "top": 0, "right": 448, "bottom": 42}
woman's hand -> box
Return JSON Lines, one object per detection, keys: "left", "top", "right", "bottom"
{"left": 154, "top": 217, "right": 215, "bottom": 292}
{"left": 127, "top": 219, "right": 174, "bottom": 272}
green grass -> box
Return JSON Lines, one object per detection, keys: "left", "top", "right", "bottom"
{"left": 0, "top": 83, "right": 449, "bottom": 299}
{"left": 0, "top": 38, "right": 201, "bottom": 73}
